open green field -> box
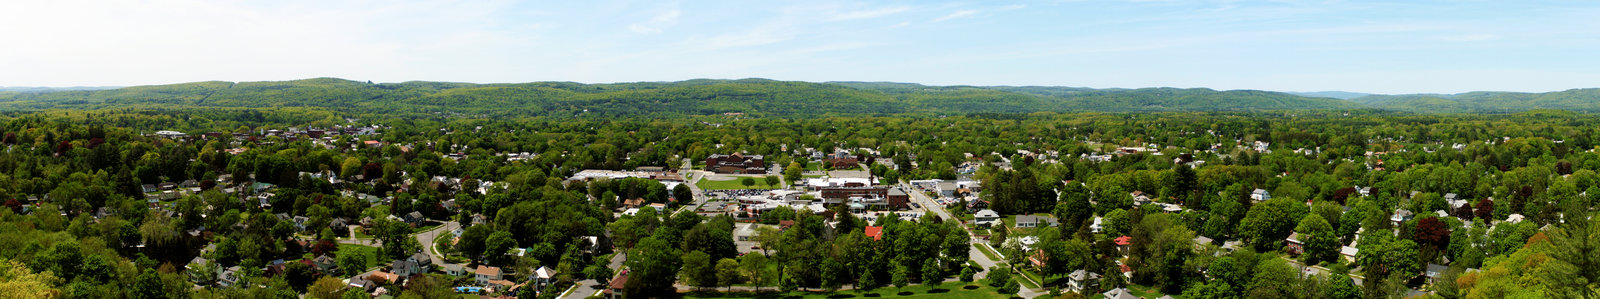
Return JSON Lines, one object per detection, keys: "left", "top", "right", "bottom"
{"left": 697, "top": 177, "right": 781, "bottom": 190}
{"left": 681, "top": 284, "right": 1017, "bottom": 299}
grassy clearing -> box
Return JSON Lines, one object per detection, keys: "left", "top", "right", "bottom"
{"left": 337, "top": 244, "right": 382, "bottom": 269}
{"left": 697, "top": 178, "right": 781, "bottom": 190}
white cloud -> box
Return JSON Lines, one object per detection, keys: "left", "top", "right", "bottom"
{"left": 932, "top": 10, "right": 980, "bottom": 22}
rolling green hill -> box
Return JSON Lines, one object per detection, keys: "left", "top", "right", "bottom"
{"left": 0, "top": 77, "right": 1433, "bottom": 117}
{"left": 1352, "top": 88, "right": 1600, "bottom": 113}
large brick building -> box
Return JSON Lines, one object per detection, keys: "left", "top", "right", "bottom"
{"left": 820, "top": 186, "right": 909, "bottom": 209}
{"left": 706, "top": 153, "right": 766, "bottom": 174}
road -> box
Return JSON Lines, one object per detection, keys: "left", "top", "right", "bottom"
{"left": 562, "top": 252, "right": 627, "bottom": 299}
{"left": 416, "top": 221, "right": 462, "bottom": 269}
{"left": 676, "top": 157, "right": 710, "bottom": 215}
{"left": 902, "top": 182, "right": 1043, "bottom": 298}
{"left": 335, "top": 221, "right": 462, "bottom": 271}
{"left": 899, "top": 182, "right": 953, "bottom": 221}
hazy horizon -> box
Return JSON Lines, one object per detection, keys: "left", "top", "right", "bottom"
{"left": 4, "top": 0, "right": 1599, "bottom": 94}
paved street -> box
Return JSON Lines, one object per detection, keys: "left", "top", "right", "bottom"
{"left": 902, "top": 182, "right": 1042, "bottom": 298}
{"left": 416, "top": 221, "right": 462, "bottom": 269}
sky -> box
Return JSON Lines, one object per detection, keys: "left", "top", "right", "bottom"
{"left": 3, "top": 0, "right": 1599, "bottom": 94}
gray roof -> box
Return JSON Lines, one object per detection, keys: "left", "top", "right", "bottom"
{"left": 1103, "top": 288, "right": 1139, "bottom": 299}
{"left": 974, "top": 209, "right": 1000, "bottom": 219}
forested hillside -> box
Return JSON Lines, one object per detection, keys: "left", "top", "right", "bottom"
{"left": 0, "top": 78, "right": 1360, "bottom": 117}
{"left": 1353, "top": 88, "right": 1600, "bottom": 113}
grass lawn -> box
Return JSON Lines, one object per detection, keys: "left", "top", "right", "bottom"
{"left": 413, "top": 224, "right": 441, "bottom": 234}
{"left": 976, "top": 244, "right": 1002, "bottom": 261}
{"left": 337, "top": 244, "right": 382, "bottom": 269}
{"left": 1124, "top": 284, "right": 1176, "bottom": 299}
{"left": 696, "top": 178, "right": 781, "bottom": 190}
{"left": 682, "top": 284, "right": 1015, "bottom": 299}
{"left": 1015, "top": 268, "right": 1043, "bottom": 289}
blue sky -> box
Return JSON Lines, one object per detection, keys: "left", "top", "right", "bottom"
{"left": 3, "top": 0, "right": 1598, "bottom": 94}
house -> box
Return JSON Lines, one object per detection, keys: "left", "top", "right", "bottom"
{"left": 1103, "top": 288, "right": 1138, "bottom": 299}
{"left": 1251, "top": 189, "right": 1271, "bottom": 201}
{"left": 313, "top": 254, "right": 339, "bottom": 275}
{"left": 1114, "top": 236, "right": 1132, "bottom": 256}
{"left": 1341, "top": 246, "right": 1359, "bottom": 263}
{"left": 966, "top": 199, "right": 989, "bottom": 212}
{"left": 1285, "top": 232, "right": 1305, "bottom": 255}
{"left": 1028, "top": 249, "right": 1048, "bottom": 269}
{"left": 937, "top": 181, "right": 959, "bottom": 197}
{"left": 864, "top": 226, "right": 885, "bottom": 241}
{"left": 1193, "top": 236, "right": 1214, "bottom": 251}
{"left": 329, "top": 217, "right": 350, "bottom": 232}
{"left": 1131, "top": 191, "right": 1152, "bottom": 206}
{"left": 1014, "top": 215, "right": 1060, "bottom": 228}
{"left": 442, "top": 264, "right": 468, "bottom": 276}
{"left": 142, "top": 184, "right": 159, "bottom": 193}
{"left": 218, "top": 266, "right": 242, "bottom": 288}
{"left": 1090, "top": 217, "right": 1103, "bottom": 233}
{"left": 1424, "top": 264, "right": 1449, "bottom": 284}
{"left": 292, "top": 216, "right": 310, "bottom": 231}
{"left": 368, "top": 271, "right": 400, "bottom": 284}
{"left": 1066, "top": 270, "right": 1102, "bottom": 293}
{"left": 348, "top": 276, "right": 378, "bottom": 293}
{"left": 187, "top": 257, "right": 213, "bottom": 284}
{"left": 973, "top": 209, "right": 1001, "bottom": 228}
{"left": 1391, "top": 209, "right": 1415, "bottom": 226}
{"left": 604, "top": 272, "right": 628, "bottom": 299}
{"left": 620, "top": 198, "right": 646, "bottom": 210}
{"left": 408, "top": 252, "right": 433, "bottom": 274}
{"left": 392, "top": 260, "right": 418, "bottom": 277}
{"left": 475, "top": 265, "right": 503, "bottom": 285}
{"left": 403, "top": 211, "right": 426, "bottom": 225}
{"left": 532, "top": 266, "right": 558, "bottom": 291}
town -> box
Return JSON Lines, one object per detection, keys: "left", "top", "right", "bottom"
{"left": 1, "top": 109, "right": 1579, "bottom": 299}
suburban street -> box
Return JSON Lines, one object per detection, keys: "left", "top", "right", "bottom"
{"left": 901, "top": 182, "right": 1041, "bottom": 298}
{"left": 899, "top": 182, "right": 953, "bottom": 221}
{"left": 416, "top": 221, "right": 462, "bottom": 268}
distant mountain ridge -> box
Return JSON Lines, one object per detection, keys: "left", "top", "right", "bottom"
{"left": 1286, "top": 91, "right": 1375, "bottom": 100}
{"left": 1351, "top": 89, "right": 1600, "bottom": 113}
{"left": 0, "top": 78, "right": 1595, "bottom": 116}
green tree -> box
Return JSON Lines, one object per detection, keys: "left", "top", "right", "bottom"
{"left": 959, "top": 266, "right": 975, "bottom": 282}
{"left": 1328, "top": 273, "right": 1361, "bottom": 299}
{"left": 673, "top": 183, "right": 692, "bottom": 203}
{"left": 892, "top": 264, "right": 911, "bottom": 290}
{"left": 1542, "top": 202, "right": 1600, "bottom": 299}
{"left": 0, "top": 260, "right": 60, "bottom": 299}
{"left": 680, "top": 250, "right": 715, "bottom": 290}
{"left": 625, "top": 237, "right": 683, "bottom": 295}
{"left": 484, "top": 230, "right": 518, "bottom": 266}
{"left": 1238, "top": 198, "right": 1306, "bottom": 251}
{"left": 1055, "top": 183, "right": 1093, "bottom": 228}
{"left": 741, "top": 177, "right": 756, "bottom": 188}
{"left": 785, "top": 161, "right": 803, "bottom": 183}
{"left": 308, "top": 276, "right": 347, "bottom": 299}
{"left": 986, "top": 266, "right": 1012, "bottom": 288}
{"left": 739, "top": 253, "right": 769, "bottom": 291}
{"left": 922, "top": 258, "right": 943, "bottom": 287}
{"left": 716, "top": 258, "right": 742, "bottom": 291}
{"left": 764, "top": 175, "right": 780, "bottom": 188}
{"left": 1294, "top": 214, "right": 1338, "bottom": 264}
